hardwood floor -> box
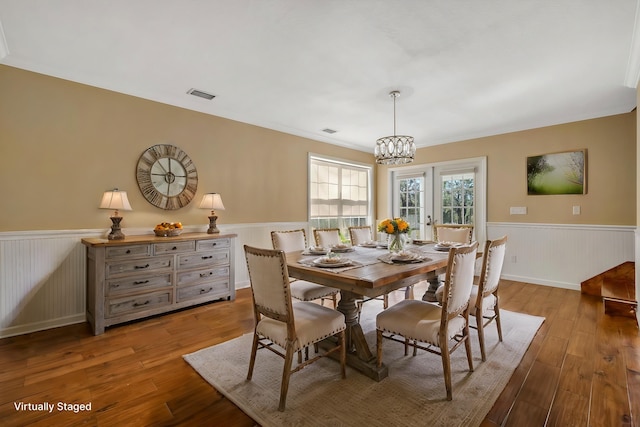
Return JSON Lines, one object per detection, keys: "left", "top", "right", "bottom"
{"left": 1, "top": 279, "right": 638, "bottom": 426}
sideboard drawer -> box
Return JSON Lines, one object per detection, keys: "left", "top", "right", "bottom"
{"left": 177, "top": 279, "right": 231, "bottom": 302}
{"left": 106, "top": 273, "right": 172, "bottom": 295}
{"left": 178, "top": 250, "right": 229, "bottom": 270}
{"left": 105, "top": 290, "right": 173, "bottom": 317}
{"left": 106, "top": 256, "right": 173, "bottom": 278}
{"left": 197, "top": 238, "right": 230, "bottom": 252}
{"left": 106, "top": 244, "right": 151, "bottom": 259}
{"left": 177, "top": 266, "right": 230, "bottom": 287}
{"left": 153, "top": 240, "right": 196, "bottom": 255}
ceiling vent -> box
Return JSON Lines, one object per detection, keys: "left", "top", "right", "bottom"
{"left": 322, "top": 128, "right": 337, "bottom": 134}
{"left": 187, "top": 88, "right": 215, "bottom": 100}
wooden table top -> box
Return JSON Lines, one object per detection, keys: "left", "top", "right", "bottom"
{"left": 286, "top": 245, "right": 451, "bottom": 298}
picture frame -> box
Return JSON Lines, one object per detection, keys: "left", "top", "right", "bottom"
{"left": 527, "top": 149, "right": 587, "bottom": 195}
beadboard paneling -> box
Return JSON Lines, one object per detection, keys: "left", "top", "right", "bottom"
{"left": 488, "top": 222, "right": 635, "bottom": 290}
{"left": 0, "top": 222, "right": 635, "bottom": 337}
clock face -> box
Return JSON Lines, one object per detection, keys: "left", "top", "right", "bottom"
{"left": 136, "top": 144, "right": 198, "bottom": 210}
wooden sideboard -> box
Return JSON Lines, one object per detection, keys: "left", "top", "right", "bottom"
{"left": 82, "top": 232, "right": 236, "bottom": 335}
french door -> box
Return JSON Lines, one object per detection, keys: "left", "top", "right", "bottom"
{"left": 390, "top": 157, "right": 486, "bottom": 243}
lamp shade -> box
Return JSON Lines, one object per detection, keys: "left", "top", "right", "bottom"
{"left": 199, "top": 193, "right": 225, "bottom": 211}
{"left": 99, "top": 189, "right": 133, "bottom": 211}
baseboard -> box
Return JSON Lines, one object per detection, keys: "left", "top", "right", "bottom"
{"left": 500, "top": 273, "right": 580, "bottom": 291}
{"left": 0, "top": 313, "right": 86, "bottom": 339}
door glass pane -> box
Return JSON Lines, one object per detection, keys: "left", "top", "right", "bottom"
{"left": 396, "top": 176, "right": 425, "bottom": 238}
{"left": 440, "top": 172, "right": 475, "bottom": 225}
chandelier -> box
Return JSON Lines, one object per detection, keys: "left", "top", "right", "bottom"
{"left": 374, "top": 90, "right": 416, "bottom": 165}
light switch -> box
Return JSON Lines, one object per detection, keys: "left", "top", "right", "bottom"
{"left": 573, "top": 206, "right": 581, "bottom": 215}
{"left": 510, "top": 206, "right": 527, "bottom": 215}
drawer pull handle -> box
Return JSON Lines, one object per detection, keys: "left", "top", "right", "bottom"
{"left": 172, "top": 246, "right": 178, "bottom": 250}
{"left": 201, "top": 255, "right": 213, "bottom": 260}
{"left": 133, "top": 300, "right": 150, "bottom": 307}
{"left": 126, "top": 249, "right": 131, "bottom": 254}
{"left": 200, "top": 272, "right": 213, "bottom": 278}
{"left": 133, "top": 280, "right": 150, "bottom": 285}
{"left": 200, "top": 287, "right": 213, "bottom": 294}
{"left": 135, "top": 264, "right": 150, "bottom": 269}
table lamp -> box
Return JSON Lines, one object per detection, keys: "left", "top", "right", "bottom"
{"left": 99, "top": 189, "right": 133, "bottom": 240}
{"left": 199, "top": 193, "right": 225, "bottom": 234}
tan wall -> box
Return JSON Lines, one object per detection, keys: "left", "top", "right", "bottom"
{"left": 378, "top": 112, "right": 636, "bottom": 225}
{"left": 0, "top": 65, "right": 374, "bottom": 232}
{"left": 1, "top": 65, "right": 636, "bottom": 232}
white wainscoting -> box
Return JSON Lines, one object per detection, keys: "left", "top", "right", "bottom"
{"left": 488, "top": 222, "right": 635, "bottom": 290}
{"left": 0, "top": 222, "right": 308, "bottom": 338}
{"left": 0, "top": 222, "right": 634, "bottom": 338}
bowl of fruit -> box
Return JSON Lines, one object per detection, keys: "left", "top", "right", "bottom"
{"left": 154, "top": 222, "right": 183, "bottom": 237}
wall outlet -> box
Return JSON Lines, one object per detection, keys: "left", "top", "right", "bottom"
{"left": 510, "top": 206, "right": 527, "bottom": 215}
{"left": 511, "top": 255, "right": 517, "bottom": 263}
{"left": 572, "top": 205, "right": 581, "bottom": 215}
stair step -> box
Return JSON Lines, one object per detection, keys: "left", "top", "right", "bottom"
{"left": 603, "top": 298, "right": 637, "bottom": 319}
{"left": 581, "top": 262, "right": 636, "bottom": 320}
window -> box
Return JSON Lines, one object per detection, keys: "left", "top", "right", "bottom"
{"left": 308, "top": 155, "right": 372, "bottom": 239}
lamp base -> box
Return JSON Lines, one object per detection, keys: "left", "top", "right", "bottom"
{"left": 108, "top": 216, "right": 126, "bottom": 240}
{"left": 206, "top": 215, "right": 220, "bottom": 234}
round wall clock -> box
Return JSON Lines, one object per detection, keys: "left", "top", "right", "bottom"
{"left": 136, "top": 144, "right": 198, "bottom": 210}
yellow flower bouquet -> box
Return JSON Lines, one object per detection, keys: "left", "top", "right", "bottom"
{"left": 378, "top": 217, "right": 411, "bottom": 235}
{"left": 378, "top": 218, "right": 411, "bottom": 252}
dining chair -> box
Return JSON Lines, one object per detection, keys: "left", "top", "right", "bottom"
{"left": 271, "top": 229, "right": 339, "bottom": 308}
{"left": 376, "top": 242, "right": 479, "bottom": 400}
{"left": 348, "top": 225, "right": 373, "bottom": 245}
{"left": 313, "top": 228, "right": 342, "bottom": 248}
{"left": 471, "top": 235, "right": 507, "bottom": 361}
{"left": 433, "top": 224, "right": 474, "bottom": 244}
{"left": 244, "top": 245, "right": 346, "bottom": 411}
{"left": 434, "top": 236, "right": 507, "bottom": 361}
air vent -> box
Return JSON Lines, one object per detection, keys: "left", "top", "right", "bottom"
{"left": 322, "top": 128, "right": 337, "bottom": 134}
{"left": 187, "top": 88, "right": 216, "bottom": 100}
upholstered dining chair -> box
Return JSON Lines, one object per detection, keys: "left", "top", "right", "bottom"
{"left": 470, "top": 235, "right": 507, "bottom": 361}
{"left": 376, "top": 242, "right": 479, "bottom": 400}
{"left": 348, "top": 225, "right": 373, "bottom": 245}
{"left": 433, "top": 224, "right": 474, "bottom": 244}
{"left": 434, "top": 236, "right": 508, "bottom": 361}
{"left": 244, "top": 245, "right": 346, "bottom": 411}
{"left": 271, "top": 229, "right": 339, "bottom": 308}
{"left": 313, "top": 228, "right": 342, "bottom": 248}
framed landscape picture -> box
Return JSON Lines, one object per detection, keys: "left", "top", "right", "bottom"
{"left": 527, "top": 149, "right": 587, "bottom": 195}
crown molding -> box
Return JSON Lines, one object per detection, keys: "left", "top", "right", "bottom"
{"left": 624, "top": 0, "right": 640, "bottom": 88}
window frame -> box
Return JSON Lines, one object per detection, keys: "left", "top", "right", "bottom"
{"left": 308, "top": 153, "right": 373, "bottom": 240}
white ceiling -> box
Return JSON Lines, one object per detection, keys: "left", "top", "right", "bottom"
{"left": 1, "top": 1, "right": 639, "bottom": 153}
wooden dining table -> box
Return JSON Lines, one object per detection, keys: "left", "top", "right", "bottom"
{"left": 286, "top": 243, "right": 451, "bottom": 381}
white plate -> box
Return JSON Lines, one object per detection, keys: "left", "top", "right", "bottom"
{"left": 306, "top": 249, "right": 328, "bottom": 255}
{"left": 391, "top": 253, "right": 422, "bottom": 263}
{"left": 434, "top": 243, "right": 462, "bottom": 251}
{"left": 358, "top": 243, "right": 378, "bottom": 248}
{"left": 312, "top": 258, "right": 353, "bottom": 268}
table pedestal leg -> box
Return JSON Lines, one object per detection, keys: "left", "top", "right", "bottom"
{"left": 421, "top": 272, "right": 441, "bottom": 302}
{"left": 321, "top": 290, "right": 388, "bottom": 381}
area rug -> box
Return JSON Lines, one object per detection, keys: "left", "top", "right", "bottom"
{"left": 184, "top": 300, "right": 544, "bottom": 427}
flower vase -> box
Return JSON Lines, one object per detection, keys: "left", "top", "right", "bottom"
{"left": 388, "top": 233, "right": 405, "bottom": 253}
